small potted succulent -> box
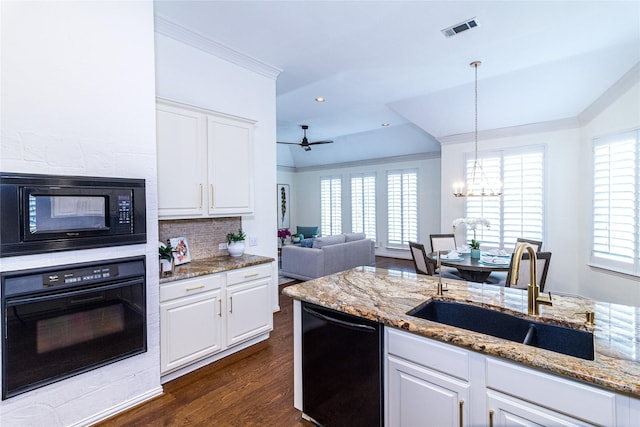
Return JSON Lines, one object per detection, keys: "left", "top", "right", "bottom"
{"left": 226, "top": 228, "right": 246, "bottom": 257}
{"left": 158, "top": 240, "right": 175, "bottom": 275}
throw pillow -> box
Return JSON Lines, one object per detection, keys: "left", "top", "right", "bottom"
{"left": 300, "top": 238, "right": 315, "bottom": 248}
{"left": 344, "top": 232, "right": 366, "bottom": 242}
{"left": 313, "top": 234, "right": 346, "bottom": 249}
{"left": 297, "top": 226, "right": 319, "bottom": 238}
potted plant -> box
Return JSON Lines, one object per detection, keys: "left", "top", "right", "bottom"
{"left": 452, "top": 217, "right": 490, "bottom": 259}
{"left": 158, "top": 240, "right": 174, "bottom": 275}
{"left": 226, "top": 228, "right": 246, "bottom": 257}
{"left": 291, "top": 233, "right": 303, "bottom": 244}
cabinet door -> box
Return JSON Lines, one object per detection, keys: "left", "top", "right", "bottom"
{"left": 226, "top": 277, "right": 272, "bottom": 346}
{"left": 207, "top": 115, "right": 254, "bottom": 215}
{"left": 160, "top": 289, "right": 223, "bottom": 374}
{"left": 156, "top": 102, "right": 206, "bottom": 218}
{"left": 487, "top": 391, "right": 589, "bottom": 427}
{"left": 387, "top": 355, "right": 470, "bottom": 427}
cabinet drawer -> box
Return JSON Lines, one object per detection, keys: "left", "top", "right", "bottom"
{"left": 226, "top": 264, "right": 271, "bottom": 285}
{"left": 387, "top": 327, "right": 469, "bottom": 381}
{"left": 160, "top": 274, "right": 224, "bottom": 302}
{"left": 486, "top": 357, "right": 616, "bottom": 426}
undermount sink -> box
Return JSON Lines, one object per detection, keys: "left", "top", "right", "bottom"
{"left": 408, "top": 300, "right": 595, "bottom": 360}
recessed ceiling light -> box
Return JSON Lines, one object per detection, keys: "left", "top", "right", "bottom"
{"left": 315, "top": 97, "right": 326, "bottom": 103}
{"left": 381, "top": 123, "right": 390, "bottom": 127}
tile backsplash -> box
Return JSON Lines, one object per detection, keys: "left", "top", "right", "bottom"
{"left": 159, "top": 217, "right": 241, "bottom": 260}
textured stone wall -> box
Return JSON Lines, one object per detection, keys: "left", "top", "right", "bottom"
{"left": 159, "top": 217, "right": 242, "bottom": 259}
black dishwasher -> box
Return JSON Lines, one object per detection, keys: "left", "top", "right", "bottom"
{"left": 302, "top": 301, "right": 383, "bottom": 426}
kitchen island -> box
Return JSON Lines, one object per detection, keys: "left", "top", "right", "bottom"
{"left": 283, "top": 266, "right": 640, "bottom": 426}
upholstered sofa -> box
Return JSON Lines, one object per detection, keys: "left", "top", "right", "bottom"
{"left": 280, "top": 233, "right": 375, "bottom": 281}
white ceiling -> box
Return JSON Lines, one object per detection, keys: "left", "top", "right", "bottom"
{"left": 154, "top": 1, "right": 640, "bottom": 168}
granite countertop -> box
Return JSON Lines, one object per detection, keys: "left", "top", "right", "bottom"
{"left": 282, "top": 266, "right": 640, "bottom": 397}
{"left": 160, "top": 253, "right": 274, "bottom": 284}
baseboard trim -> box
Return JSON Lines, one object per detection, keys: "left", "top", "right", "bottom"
{"left": 75, "top": 386, "right": 163, "bottom": 426}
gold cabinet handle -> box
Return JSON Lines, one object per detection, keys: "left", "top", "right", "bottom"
{"left": 218, "top": 299, "right": 222, "bottom": 317}
{"left": 199, "top": 184, "right": 203, "bottom": 208}
{"left": 459, "top": 400, "right": 464, "bottom": 427}
{"left": 489, "top": 409, "right": 494, "bottom": 427}
{"left": 229, "top": 296, "right": 233, "bottom": 313}
{"left": 186, "top": 285, "right": 205, "bottom": 292}
{"left": 210, "top": 184, "right": 214, "bottom": 208}
{"left": 244, "top": 273, "right": 259, "bottom": 279}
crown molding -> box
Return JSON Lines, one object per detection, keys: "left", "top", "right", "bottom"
{"left": 437, "top": 117, "right": 581, "bottom": 146}
{"left": 579, "top": 61, "right": 640, "bottom": 126}
{"left": 287, "top": 151, "right": 440, "bottom": 173}
{"left": 154, "top": 15, "right": 282, "bottom": 80}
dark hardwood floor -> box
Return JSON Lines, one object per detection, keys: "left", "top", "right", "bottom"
{"left": 96, "top": 256, "right": 414, "bottom": 426}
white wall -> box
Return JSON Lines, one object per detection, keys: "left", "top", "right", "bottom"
{"left": 578, "top": 78, "right": 640, "bottom": 304}
{"left": 441, "top": 127, "right": 583, "bottom": 297}
{"left": 154, "top": 34, "right": 279, "bottom": 308}
{"left": 441, "top": 74, "right": 640, "bottom": 305}
{"left": 0, "top": 1, "right": 161, "bottom": 425}
{"left": 282, "top": 155, "right": 441, "bottom": 259}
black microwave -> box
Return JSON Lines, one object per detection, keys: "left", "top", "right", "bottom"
{"left": 0, "top": 173, "right": 146, "bottom": 257}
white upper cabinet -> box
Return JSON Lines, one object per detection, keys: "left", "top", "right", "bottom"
{"left": 156, "top": 103, "right": 207, "bottom": 218}
{"left": 156, "top": 98, "right": 256, "bottom": 219}
{"left": 207, "top": 115, "right": 254, "bottom": 215}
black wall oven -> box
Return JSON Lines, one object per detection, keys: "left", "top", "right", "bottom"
{"left": 0, "top": 173, "right": 146, "bottom": 257}
{"left": 1, "top": 256, "right": 146, "bottom": 399}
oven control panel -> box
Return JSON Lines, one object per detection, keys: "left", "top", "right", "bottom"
{"left": 43, "top": 265, "right": 119, "bottom": 287}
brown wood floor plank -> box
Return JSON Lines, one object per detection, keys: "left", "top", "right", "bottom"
{"left": 95, "top": 257, "right": 413, "bottom": 426}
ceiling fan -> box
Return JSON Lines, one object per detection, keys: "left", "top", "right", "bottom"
{"left": 277, "top": 125, "right": 333, "bottom": 151}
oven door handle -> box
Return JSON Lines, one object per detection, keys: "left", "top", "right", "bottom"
{"left": 4, "top": 279, "right": 143, "bottom": 306}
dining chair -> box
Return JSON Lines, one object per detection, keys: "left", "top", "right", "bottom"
{"left": 430, "top": 234, "right": 457, "bottom": 253}
{"left": 409, "top": 241, "right": 463, "bottom": 279}
{"left": 409, "top": 241, "right": 435, "bottom": 275}
{"left": 501, "top": 251, "right": 552, "bottom": 292}
{"left": 515, "top": 238, "right": 543, "bottom": 252}
{"left": 487, "top": 238, "right": 544, "bottom": 284}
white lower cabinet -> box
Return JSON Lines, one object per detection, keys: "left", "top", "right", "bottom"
{"left": 487, "top": 391, "right": 591, "bottom": 427}
{"left": 386, "top": 327, "right": 633, "bottom": 427}
{"left": 388, "top": 356, "right": 470, "bottom": 427}
{"left": 160, "top": 265, "right": 273, "bottom": 377}
{"left": 226, "top": 277, "right": 272, "bottom": 346}
{"left": 160, "top": 287, "right": 223, "bottom": 374}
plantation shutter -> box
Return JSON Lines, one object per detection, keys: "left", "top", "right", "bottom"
{"left": 387, "top": 169, "right": 417, "bottom": 246}
{"left": 591, "top": 130, "right": 639, "bottom": 275}
{"left": 321, "top": 175, "right": 342, "bottom": 236}
{"left": 351, "top": 173, "right": 377, "bottom": 241}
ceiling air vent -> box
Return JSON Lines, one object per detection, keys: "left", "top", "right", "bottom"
{"left": 441, "top": 18, "right": 479, "bottom": 38}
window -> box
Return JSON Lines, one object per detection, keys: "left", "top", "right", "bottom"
{"left": 351, "top": 173, "right": 376, "bottom": 242}
{"left": 321, "top": 175, "right": 342, "bottom": 236}
{"left": 591, "top": 130, "right": 639, "bottom": 276}
{"left": 387, "top": 169, "right": 417, "bottom": 247}
{"left": 465, "top": 147, "right": 545, "bottom": 248}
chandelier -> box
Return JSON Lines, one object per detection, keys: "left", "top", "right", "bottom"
{"left": 453, "top": 61, "right": 502, "bottom": 197}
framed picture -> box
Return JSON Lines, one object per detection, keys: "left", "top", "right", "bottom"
{"left": 170, "top": 237, "right": 191, "bottom": 265}
{"left": 277, "top": 184, "right": 290, "bottom": 230}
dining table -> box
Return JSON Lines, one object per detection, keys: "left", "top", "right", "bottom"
{"left": 427, "top": 251, "right": 511, "bottom": 283}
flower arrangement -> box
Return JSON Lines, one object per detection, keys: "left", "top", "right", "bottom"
{"left": 278, "top": 228, "right": 291, "bottom": 246}
{"left": 452, "top": 217, "right": 490, "bottom": 250}
{"left": 277, "top": 228, "right": 291, "bottom": 239}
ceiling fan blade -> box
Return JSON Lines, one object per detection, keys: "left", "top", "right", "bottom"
{"left": 276, "top": 141, "right": 301, "bottom": 145}
{"left": 308, "top": 140, "right": 334, "bottom": 145}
